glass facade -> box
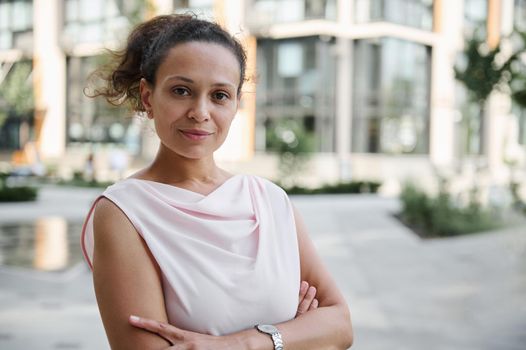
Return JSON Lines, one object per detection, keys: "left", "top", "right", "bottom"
{"left": 455, "top": 82, "right": 483, "bottom": 155}
{"left": 516, "top": 0, "right": 526, "bottom": 31}
{"left": 456, "top": 0, "right": 488, "bottom": 155}
{"left": 520, "top": 112, "right": 526, "bottom": 146}
{"left": 62, "top": 0, "right": 140, "bottom": 46}
{"left": 463, "top": 0, "right": 487, "bottom": 36}
{"left": 173, "top": 0, "right": 214, "bottom": 19}
{"left": 513, "top": 103, "right": 526, "bottom": 146}
{"left": 352, "top": 38, "right": 431, "bottom": 154}
{"left": 515, "top": 1, "right": 526, "bottom": 145}
{"left": 0, "top": 0, "right": 33, "bottom": 51}
{"left": 0, "top": 115, "right": 30, "bottom": 150}
{"left": 354, "top": 0, "right": 433, "bottom": 30}
{"left": 66, "top": 56, "right": 140, "bottom": 150}
{"left": 256, "top": 36, "right": 336, "bottom": 152}
{"left": 248, "top": 0, "right": 337, "bottom": 28}
{"left": 0, "top": 60, "right": 34, "bottom": 151}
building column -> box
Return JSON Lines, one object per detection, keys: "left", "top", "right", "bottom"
{"left": 486, "top": 0, "right": 516, "bottom": 183}
{"left": 428, "top": 0, "right": 463, "bottom": 172}
{"left": 33, "top": 0, "right": 66, "bottom": 159}
{"left": 335, "top": 0, "right": 353, "bottom": 180}
{"left": 214, "top": 0, "right": 256, "bottom": 162}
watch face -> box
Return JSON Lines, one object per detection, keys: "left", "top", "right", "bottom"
{"left": 257, "top": 324, "right": 279, "bottom": 334}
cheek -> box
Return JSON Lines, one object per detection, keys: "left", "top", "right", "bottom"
{"left": 219, "top": 105, "right": 237, "bottom": 127}
{"left": 218, "top": 115, "right": 235, "bottom": 132}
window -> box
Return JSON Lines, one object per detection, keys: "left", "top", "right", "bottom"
{"left": 173, "top": 0, "right": 214, "bottom": 19}
{"left": 455, "top": 82, "right": 483, "bottom": 155}
{"left": 354, "top": 0, "right": 433, "bottom": 30}
{"left": 454, "top": 0, "right": 488, "bottom": 156}
{"left": 464, "top": 0, "right": 487, "bottom": 36}
{"left": 0, "top": 0, "right": 33, "bottom": 51}
{"left": 248, "top": 0, "right": 336, "bottom": 28}
{"left": 0, "top": 60, "right": 34, "bottom": 150}
{"left": 513, "top": 103, "right": 526, "bottom": 146}
{"left": 66, "top": 56, "right": 139, "bottom": 149}
{"left": 516, "top": 0, "right": 526, "bottom": 31}
{"left": 62, "top": 0, "right": 140, "bottom": 45}
{"left": 256, "top": 37, "right": 336, "bottom": 152}
{"left": 352, "top": 38, "right": 431, "bottom": 154}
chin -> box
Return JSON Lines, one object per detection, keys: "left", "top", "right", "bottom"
{"left": 161, "top": 141, "right": 222, "bottom": 160}
{"left": 173, "top": 147, "right": 216, "bottom": 160}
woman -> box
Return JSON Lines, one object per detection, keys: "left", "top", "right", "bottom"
{"left": 82, "top": 14, "right": 353, "bottom": 349}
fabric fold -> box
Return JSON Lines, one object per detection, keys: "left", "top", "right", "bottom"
{"left": 81, "top": 174, "right": 300, "bottom": 335}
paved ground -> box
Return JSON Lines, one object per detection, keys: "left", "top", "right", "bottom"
{"left": 0, "top": 185, "right": 525, "bottom": 349}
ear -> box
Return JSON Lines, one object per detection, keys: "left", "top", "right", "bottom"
{"left": 140, "top": 78, "right": 153, "bottom": 112}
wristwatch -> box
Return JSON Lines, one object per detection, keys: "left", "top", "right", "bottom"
{"left": 255, "top": 324, "right": 284, "bottom": 350}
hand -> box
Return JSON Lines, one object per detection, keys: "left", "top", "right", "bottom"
{"left": 129, "top": 315, "right": 232, "bottom": 350}
{"left": 296, "top": 280, "right": 318, "bottom": 317}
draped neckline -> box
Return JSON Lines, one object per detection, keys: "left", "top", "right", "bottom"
{"left": 124, "top": 174, "right": 243, "bottom": 198}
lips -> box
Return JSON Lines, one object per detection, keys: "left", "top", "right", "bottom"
{"left": 179, "top": 128, "right": 214, "bottom": 141}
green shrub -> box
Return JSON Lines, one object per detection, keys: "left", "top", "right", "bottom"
{"left": 280, "top": 180, "right": 382, "bottom": 195}
{"left": 0, "top": 172, "right": 38, "bottom": 202}
{"left": 399, "top": 182, "right": 501, "bottom": 237}
{"left": 57, "top": 177, "right": 112, "bottom": 188}
{"left": 0, "top": 185, "right": 38, "bottom": 202}
{"left": 399, "top": 182, "right": 432, "bottom": 232}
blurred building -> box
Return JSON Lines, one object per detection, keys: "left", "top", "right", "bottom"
{"left": 0, "top": 0, "right": 525, "bottom": 193}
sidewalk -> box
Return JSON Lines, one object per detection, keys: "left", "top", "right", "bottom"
{"left": 0, "top": 186, "right": 525, "bottom": 349}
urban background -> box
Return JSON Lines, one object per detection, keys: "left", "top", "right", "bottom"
{"left": 0, "top": 0, "right": 525, "bottom": 349}
{"left": 0, "top": 0, "right": 525, "bottom": 193}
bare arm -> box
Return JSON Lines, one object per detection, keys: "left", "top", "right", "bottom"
{"left": 132, "top": 205, "right": 353, "bottom": 349}
{"left": 278, "top": 205, "right": 352, "bottom": 347}
{"left": 92, "top": 197, "right": 172, "bottom": 350}
{"left": 232, "top": 205, "right": 353, "bottom": 349}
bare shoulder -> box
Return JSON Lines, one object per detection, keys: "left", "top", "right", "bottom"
{"left": 93, "top": 197, "right": 135, "bottom": 234}
{"left": 92, "top": 196, "right": 143, "bottom": 261}
{"left": 93, "top": 196, "right": 125, "bottom": 223}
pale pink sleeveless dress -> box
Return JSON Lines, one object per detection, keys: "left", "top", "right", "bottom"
{"left": 81, "top": 174, "right": 300, "bottom": 336}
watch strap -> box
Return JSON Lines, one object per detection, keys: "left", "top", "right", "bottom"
{"left": 270, "top": 331, "right": 284, "bottom": 350}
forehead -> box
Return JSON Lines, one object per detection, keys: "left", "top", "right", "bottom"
{"left": 156, "top": 41, "right": 240, "bottom": 86}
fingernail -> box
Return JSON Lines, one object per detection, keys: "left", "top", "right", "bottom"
{"left": 130, "top": 315, "right": 140, "bottom": 323}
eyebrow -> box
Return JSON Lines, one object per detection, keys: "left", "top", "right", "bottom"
{"left": 165, "top": 75, "right": 236, "bottom": 89}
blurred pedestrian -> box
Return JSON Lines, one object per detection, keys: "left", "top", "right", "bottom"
{"left": 84, "top": 152, "right": 95, "bottom": 182}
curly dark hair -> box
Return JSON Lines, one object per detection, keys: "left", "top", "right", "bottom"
{"left": 87, "top": 14, "right": 247, "bottom": 112}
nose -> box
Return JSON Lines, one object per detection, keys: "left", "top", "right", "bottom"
{"left": 188, "top": 96, "right": 210, "bottom": 122}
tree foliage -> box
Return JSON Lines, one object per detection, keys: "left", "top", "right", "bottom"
{"left": 0, "top": 61, "right": 34, "bottom": 128}
{"left": 509, "top": 30, "right": 526, "bottom": 109}
{"left": 455, "top": 35, "right": 509, "bottom": 103}
{"left": 266, "top": 118, "right": 315, "bottom": 186}
{"left": 455, "top": 29, "right": 526, "bottom": 105}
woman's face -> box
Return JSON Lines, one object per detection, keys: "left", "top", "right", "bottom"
{"left": 140, "top": 41, "right": 241, "bottom": 160}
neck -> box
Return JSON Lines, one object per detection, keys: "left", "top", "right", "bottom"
{"left": 144, "top": 144, "right": 225, "bottom": 184}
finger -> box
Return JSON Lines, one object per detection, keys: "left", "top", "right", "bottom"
{"left": 129, "top": 315, "right": 180, "bottom": 345}
{"left": 308, "top": 298, "right": 319, "bottom": 311}
{"left": 296, "top": 286, "right": 316, "bottom": 316}
{"left": 298, "top": 281, "right": 309, "bottom": 304}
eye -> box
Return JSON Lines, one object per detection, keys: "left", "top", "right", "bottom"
{"left": 213, "top": 91, "right": 230, "bottom": 101}
{"left": 172, "top": 87, "right": 190, "bottom": 96}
